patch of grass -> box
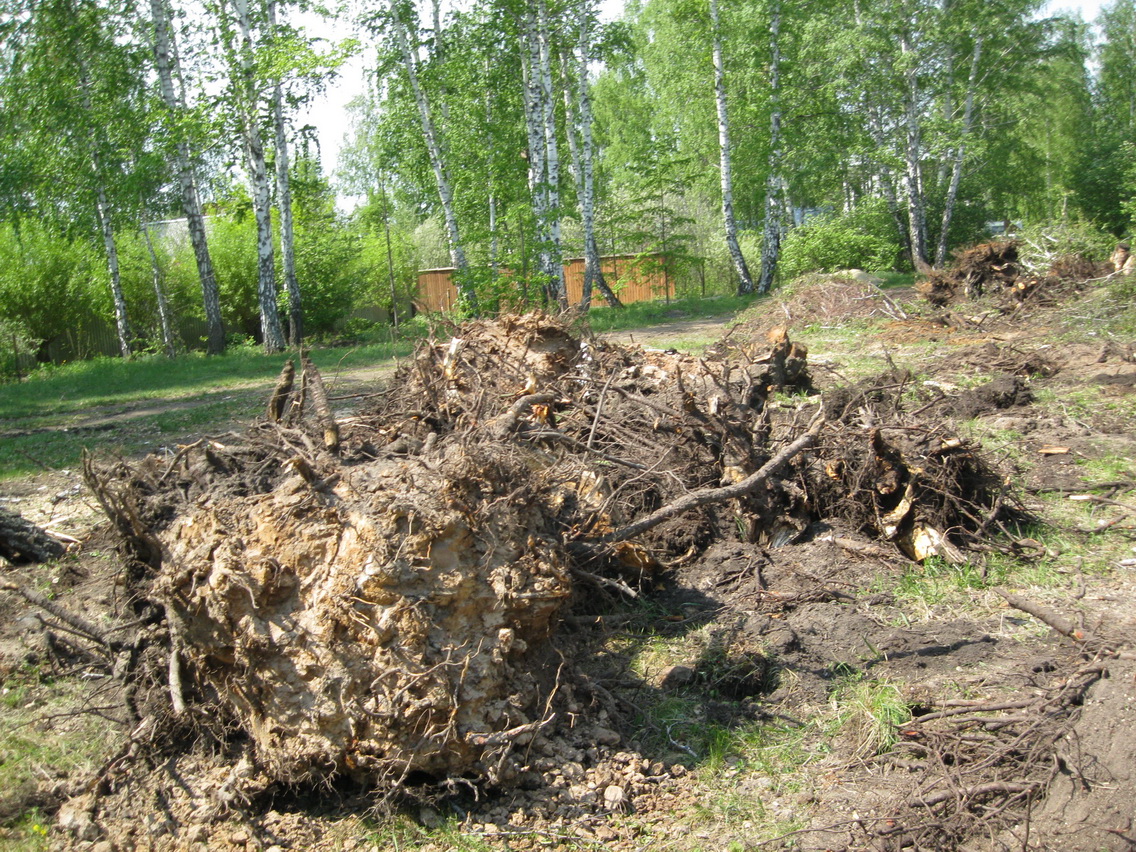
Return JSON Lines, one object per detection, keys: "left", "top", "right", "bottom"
{"left": 0, "top": 341, "right": 410, "bottom": 423}
{"left": 0, "top": 340, "right": 411, "bottom": 479}
{"left": 826, "top": 675, "right": 909, "bottom": 760}
{"left": 895, "top": 556, "right": 991, "bottom": 607}
{"left": 362, "top": 813, "right": 503, "bottom": 851}
{"left": 0, "top": 675, "right": 114, "bottom": 846}
{"left": 583, "top": 294, "right": 759, "bottom": 334}
{"left": 874, "top": 271, "right": 916, "bottom": 289}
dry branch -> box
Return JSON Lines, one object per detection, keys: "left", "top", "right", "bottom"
{"left": 599, "top": 411, "right": 826, "bottom": 543}
{"left": 995, "top": 588, "right": 1087, "bottom": 641}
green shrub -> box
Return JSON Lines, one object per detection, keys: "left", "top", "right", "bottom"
{"left": 780, "top": 200, "right": 901, "bottom": 279}
{"left": 0, "top": 221, "right": 106, "bottom": 357}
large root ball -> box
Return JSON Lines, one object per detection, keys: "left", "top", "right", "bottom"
{"left": 159, "top": 444, "right": 571, "bottom": 785}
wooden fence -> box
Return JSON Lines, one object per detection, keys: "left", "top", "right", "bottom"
{"left": 415, "top": 253, "right": 672, "bottom": 313}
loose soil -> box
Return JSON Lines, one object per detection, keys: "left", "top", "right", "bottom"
{"left": 3, "top": 276, "right": 1136, "bottom": 852}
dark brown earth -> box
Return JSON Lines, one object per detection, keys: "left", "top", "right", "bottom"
{"left": 3, "top": 271, "right": 1136, "bottom": 852}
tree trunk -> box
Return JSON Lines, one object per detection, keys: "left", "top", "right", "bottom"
{"left": 709, "top": 0, "right": 754, "bottom": 295}
{"left": 94, "top": 187, "right": 132, "bottom": 358}
{"left": 391, "top": 1, "right": 475, "bottom": 311}
{"left": 77, "top": 59, "right": 131, "bottom": 358}
{"left": 229, "top": 0, "right": 286, "bottom": 352}
{"left": 536, "top": 0, "right": 567, "bottom": 309}
{"left": 565, "top": 5, "right": 620, "bottom": 310}
{"left": 150, "top": 0, "right": 225, "bottom": 355}
{"left": 935, "top": 34, "right": 982, "bottom": 267}
{"left": 142, "top": 222, "right": 177, "bottom": 358}
{"left": 900, "top": 30, "right": 930, "bottom": 271}
{"left": 757, "top": 0, "right": 782, "bottom": 295}
{"left": 267, "top": 0, "right": 302, "bottom": 345}
{"left": 519, "top": 9, "right": 554, "bottom": 305}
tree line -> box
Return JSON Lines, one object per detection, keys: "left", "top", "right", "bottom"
{"left": 1, "top": 0, "right": 1134, "bottom": 366}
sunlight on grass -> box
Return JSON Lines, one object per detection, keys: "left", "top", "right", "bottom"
{"left": 584, "top": 294, "right": 759, "bottom": 334}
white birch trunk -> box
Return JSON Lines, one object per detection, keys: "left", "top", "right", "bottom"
{"left": 150, "top": 0, "right": 225, "bottom": 354}
{"left": 227, "top": 0, "right": 285, "bottom": 351}
{"left": 519, "top": 9, "right": 554, "bottom": 305}
{"left": 142, "top": 222, "right": 177, "bottom": 358}
{"left": 899, "top": 30, "right": 930, "bottom": 271}
{"left": 757, "top": 0, "right": 782, "bottom": 295}
{"left": 77, "top": 60, "right": 131, "bottom": 357}
{"left": 536, "top": 0, "right": 567, "bottom": 308}
{"left": 710, "top": 0, "right": 754, "bottom": 295}
{"left": 391, "top": 2, "right": 475, "bottom": 309}
{"left": 266, "top": 0, "right": 302, "bottom": 345}
{"left": 935, "top": 34, "right": 982, "bottom": 267}
{"left": 564, "top": 6, "right": 620, "bottom": 310}
{"left": 95, "top": 188, "right": 132, "bottom": 358}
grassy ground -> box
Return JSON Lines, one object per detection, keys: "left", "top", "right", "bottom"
{"left": 0, "top": 340, "right": 414, "bottom": 480}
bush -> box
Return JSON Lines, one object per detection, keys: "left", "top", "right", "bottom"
{"left": 0, "top": 221, "right": 106, "bottom": 358}
{"left": 779, "top": 200, "right": 901, "bottom": 280}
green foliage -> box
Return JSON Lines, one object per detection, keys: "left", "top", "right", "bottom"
{"left": 0, "top": 222, "right": 106, "bottom": 356}
{"left": 780, "top": 202, "right": 901, "bottom": 279}
{"left": 292, "top": 218, "right": 361, "bottom": 338}
{"left": 1015, "top": 217, "right": 1115, "bottom": 271}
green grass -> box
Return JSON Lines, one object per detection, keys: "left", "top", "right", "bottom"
{"left": 583, "top": 293, "right": 761, "bottom": 334}
{"left": 0, "top": 340, "right": 412, "bottom": 423}
{"left": 825, "top": 675, "right": 910, "bottom": 760}
{"left": 0, "top": 340, "right": 414, "bottom": 479}
{"left": 0, "top": 671, "right": 114, "bottom": 848}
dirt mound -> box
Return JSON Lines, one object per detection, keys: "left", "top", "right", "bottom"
{"left": 727, "top": 273, "right": 908, "bottom": 344}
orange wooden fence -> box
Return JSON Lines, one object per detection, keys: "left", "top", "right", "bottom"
{"left": 415, "top": 253, "right": 671, "bottom": 312}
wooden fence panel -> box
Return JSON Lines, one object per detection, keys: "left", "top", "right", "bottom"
{"left": 417, "top": 254, "right": 670, "bottom": 312}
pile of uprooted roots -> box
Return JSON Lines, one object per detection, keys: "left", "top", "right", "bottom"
{"left": 918, "top": 240, "right": 1110, "bottom": 309}
{"left": 81, "top": 313, "right": 1027, "bottom": 791}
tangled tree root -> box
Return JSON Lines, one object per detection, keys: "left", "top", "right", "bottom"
{"left": 76, "top": 313, "right": 1024, "bottom": 794}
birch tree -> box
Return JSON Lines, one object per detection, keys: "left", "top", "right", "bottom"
{"left": 266, "top": 0, "right": 302, "bottom": 345}
{"left": 385, "top": 0, "right": 477, "bottom": 311}
{"left": 149, "top": 0, "right": 226, "bottom": 355}
{"left": 561, "top": 1, "right": 622, "bottom": 309}
{"left": 756, "top": 0, "right": 782, "bottom": 294}
{"left": 217, "top": 0, "right": 286, "bottom": 352}
{"left": 709, "top": 0, "right": 755, "bottom": 294}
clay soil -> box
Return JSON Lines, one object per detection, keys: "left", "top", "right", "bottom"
{"left": 3, "top": 270, "right": 1136, "bottom": 852}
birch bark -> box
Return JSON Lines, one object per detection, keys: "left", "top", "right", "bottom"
{"left": 709, "top": 0, "right": 754, "bottom": 295}
{"left": 935, "top": 34, "right": 982, "bottom": 267}
{"left": 757, "top": 0, "right": 782, "bottom": 295}
{"left": 142, "top": 222, "right": 177, "bottom": 358}
{"left": 518, "top": 9, "right": 555, "bottom": 305}
{"left": 77, "top": 58, "right": 131, "bottom": 357}
{"left": 390, "top": 1, "right": 476, "bottom": 310}
{"left": 150, "top": 0, "right": 225, "bottom": 354}
{"left": 536, "top": 0, "right": 567, "bottom": 308}
{"left": 226, "top": 0, "right": 286, "bottom": 351}
{"left": 266, "top": 0, "right": 303, "bottom": 345}
{"left": 899, "top": 29, "right": 930, "bottom": 270}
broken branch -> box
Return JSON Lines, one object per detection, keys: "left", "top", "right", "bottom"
{"left": 600, "top": 411, "right": 826, "bottom": 544}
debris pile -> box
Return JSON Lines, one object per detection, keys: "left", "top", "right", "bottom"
{"left": 920, "top": 240, "right": 1109, "bottom": 310}
{"left": 918, "top": 241, "right": 1021, "bottom": 306}
{"left": 82, "top": 313, "right": 1021, "bottom": 792}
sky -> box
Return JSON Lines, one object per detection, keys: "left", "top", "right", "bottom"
{"left": 296, "top": 0, "right": 1110, "bottom": 209}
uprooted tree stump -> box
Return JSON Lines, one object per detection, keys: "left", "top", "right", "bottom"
{"left": 0, "top": 506, "right": 66, "bottom": 565}
{"left": 80, "top": 313, "right": 1017, "bottom": 790}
